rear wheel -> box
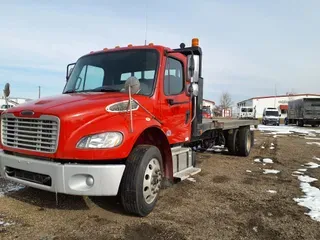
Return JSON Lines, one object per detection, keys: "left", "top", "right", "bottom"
{"left": 237, "top": 127, "right": 252, "bottom": 157}
{"left": 120, "top": 145, "right": 163, "bottom": 217}
{"left": 250, "top": 130, "right": 255, "bottom": 147}
{"left": 227, "top": 129, "right": 239, "bottom": 155}
{"left": 297, "top": 120, "right": 304, "bottom": 127}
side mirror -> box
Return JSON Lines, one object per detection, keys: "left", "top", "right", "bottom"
{"left": 3, "top": 83, "right": 10, "bottom": 98}
{"left": 187, "top": 55, "right": 200, "bottom": 83}
{"left": 124, "top": 76, "right": 140, "bottom": 94}
{"left": 66, "top": 63, "right": 75, "bottom": 81}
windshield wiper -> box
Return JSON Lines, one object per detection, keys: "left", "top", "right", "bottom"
{"left": 90, "top": 86, "right": 120, "bottom": 92}
{"left": 64, "top": 90, "right": 75, "bottom": 94}
{"left": 64, "top": 86, "right": 119, "bottom": 94}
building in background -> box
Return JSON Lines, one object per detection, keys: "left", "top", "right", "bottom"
{"left": 0, "top": 96, "right": 32, "bottom": 111}
{"left": 237, "top": 93, "right": 320, "bottom": 122}
{"left": 203, "top": 99, "right": 215, "bottom": 117}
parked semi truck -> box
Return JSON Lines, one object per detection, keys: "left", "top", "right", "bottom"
{"left": 0, "top": 38, "right": 259, "bottom": 216}
{"left": 286, "top": 98, "right": 320, "bottom": 127}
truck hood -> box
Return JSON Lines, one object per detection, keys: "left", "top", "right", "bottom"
{"left": 6, "top": 92, "right": 143, "bottom": 117}
{"left": 4, "top": 92, "right": 154, "bottom": 129}
{"left": 1, "top": 92, "right": 157, "bottom": 158}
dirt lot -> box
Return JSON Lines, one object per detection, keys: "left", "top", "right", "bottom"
{"left": 1, "top": 128, "right": 320, "bottom": 240}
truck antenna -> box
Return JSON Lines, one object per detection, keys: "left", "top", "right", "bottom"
{"left": 144, "top": 1, "right": 148, "bottom": 45}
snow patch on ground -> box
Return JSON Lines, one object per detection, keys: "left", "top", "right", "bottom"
{"left": 270, "top": 146, "right": 275, "bottom": 150}
{"left": 257, "top": 125, "right": 320, "bottom": 136}
{"left": 293, "top": 156, "right": 320, "bottom": 222}
{"left": 306, "top": 142, "right": 320, "bottom": 147}
{"left": 186, "top": 177, "right": 196, "bottom": 183}
{"left": 0, "top": 180, "right": 25, "bottom": 197}
{"left": 298, "top": 175, "right": 318, "bottom": 183}
{"left": 298, "top": 169, "right": 307, "bottom": 172}
{"left": 267, "top": 190, "right": 277, "bottom": 194}
{"left": 0, "top": 219, "right": 15, "bottom": 227}
{"left": 305, "top": 137, "right": 320, "bottom": 140}
{"left": 294, "top": 179, "right": 320, "bottom": 222}
{"left": 246, "top": 170, "right": 252, "bottom": 173}
{"left": 263, "top": 169, "right": 280, "bottom": 174}
{"left": 261, "top": 146, "right": 265, "bottom": 149}
{"left": 262, "top": 158, "right": 273, "bottom": 164}
{"left": 293, "top": 171, "right": 303, "bottom": 175}
{"left": 304, "top": 162, "right": 320, "bottom": 169}
{"left": 254, "top": 159, "right": 261, "bottom": 163}
{"left": 312, "top": 156, "right": 320, "bottom": 161}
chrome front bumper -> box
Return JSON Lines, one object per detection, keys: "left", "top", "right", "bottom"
{"left": 0, "top": 151, "right": 125, "bottom": 196}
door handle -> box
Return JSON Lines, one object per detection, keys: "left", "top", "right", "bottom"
{"left": 167, "top": 99, "right": 189, "bottom": 106}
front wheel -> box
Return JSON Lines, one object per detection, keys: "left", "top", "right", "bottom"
{"left": 120, "top": 145, "right": 163, "bottom": 217}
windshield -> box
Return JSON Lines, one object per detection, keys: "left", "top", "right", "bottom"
{"left": 63, "top": 49, "right": 159, "bottom": 96}
{"left": 266, "top": 111, "right": 279, "bottom": 116}
{"left": 241, "top": 108, "right": 253, "bottom": 112}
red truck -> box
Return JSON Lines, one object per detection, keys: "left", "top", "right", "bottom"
{"left": 0, "top": 38, "right": 258, "bottom": 216}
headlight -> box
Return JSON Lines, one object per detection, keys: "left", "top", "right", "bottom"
{"left": 76, "top": 132, "right": 123, "bottom": 149}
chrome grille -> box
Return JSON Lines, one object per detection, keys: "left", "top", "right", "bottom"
{"left": 1, "top": 114, "right": 59, "bottom": 153}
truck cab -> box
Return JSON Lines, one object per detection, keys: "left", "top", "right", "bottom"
{"left": 262, "top": 107, "right": 281, "bottom": 126}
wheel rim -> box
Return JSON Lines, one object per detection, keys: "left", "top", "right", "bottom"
{"left": 143, "top": 158, "right": 162, "bottom": 204}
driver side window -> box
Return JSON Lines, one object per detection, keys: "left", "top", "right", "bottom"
{"left": 164, "top": 57, "right": 184, "bottom": 95}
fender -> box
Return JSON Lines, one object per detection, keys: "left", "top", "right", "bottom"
{"left": 57, "top": 112, "right": 162, "bottom": 160}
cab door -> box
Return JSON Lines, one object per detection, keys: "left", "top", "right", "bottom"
{"left": 160, "top": 55, "right": 191, "bottom": 144}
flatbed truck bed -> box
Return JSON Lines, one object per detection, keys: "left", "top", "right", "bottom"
{"left": 200, "top": 117, "right": 259, "bottom": 131}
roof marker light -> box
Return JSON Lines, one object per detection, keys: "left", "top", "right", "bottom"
{"left": 148, "top": 43, "right": 154, "bottom": 46}
{"left": 103, "top": 48, "right": 108, "bottom": 51}
{"left": 115, "top": 46, "right": 120, "bottom": 48}
{"left": 192, "top": 38, "right": 199, "bottom": 47}
{"left": 128, "top": 44, "right": 133, "bottom": 47}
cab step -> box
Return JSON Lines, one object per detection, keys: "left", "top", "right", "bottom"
{"left": 171, "top": 146, "right": 201, "bottom": 181}
{"left": 173, "top": 166, "right": 201, "bottom": 181}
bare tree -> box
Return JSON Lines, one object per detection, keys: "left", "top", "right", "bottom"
{"left": 220, "top": 92, "right": 233, "bottom": 110}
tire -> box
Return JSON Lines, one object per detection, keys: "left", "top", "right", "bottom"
{"left": 192, "top": 150, "right": 197, "bottom": 167}
{"left": 237, "top": 127, "right": 252, "bottom": 157}
{"left": 298, "top": 120, "right": 304, "bottom": 127}
{"left": 250, "top": 130, "right": 255, "bottom": 147}
{"left": 120, "top": 145, "right": 163, "bottom": 217}
{"left": 227, "top": 129, "right": 239, "bottom": 155}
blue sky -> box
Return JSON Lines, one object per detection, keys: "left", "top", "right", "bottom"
{"left": 0, "top": 0, "right": 319, "bottom": 104}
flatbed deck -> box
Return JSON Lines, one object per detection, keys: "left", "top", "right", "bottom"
{"left": 199, "top": 117, "right": 259, "bottom": 132}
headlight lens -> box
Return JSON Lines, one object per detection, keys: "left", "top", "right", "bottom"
{"left": 76, "top": 132, "right": 123, "bottom": 149}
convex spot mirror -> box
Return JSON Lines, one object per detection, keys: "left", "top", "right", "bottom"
{"left": 187, "top": 54, "right": 200, "bottom": 83}
{"left": 188, "top": 83, "right": 199, "bottom": 97}
{"left": 3, "top": 83, "right": 10, "bottom": 98}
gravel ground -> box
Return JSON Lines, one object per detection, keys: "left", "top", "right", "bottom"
{"left": 1, "top": 129, "right": 320, "bottom": 240}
